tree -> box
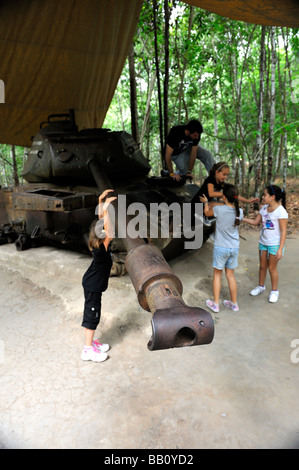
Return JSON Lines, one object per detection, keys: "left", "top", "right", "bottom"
{"left": 153, "top": 0, "right": 164, "bottom": 164}
{"left": 266, "top": 26, "right": 277, "bottom": 184}
{"left": 128, "top": 42, "right": 139, "bottom": 142}
{"left": 254, "top": 26, "right": 266, "bottom": 200}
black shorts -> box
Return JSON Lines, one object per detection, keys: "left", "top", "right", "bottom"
{"left": 81, "top": 289, "right": 102, "bottom": 330}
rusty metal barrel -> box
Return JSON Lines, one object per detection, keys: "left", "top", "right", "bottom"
{"left": 125, "top": 243, "right": 214, "bottom": 350}
{"left": 88, "top": 160, "right": 214, "bottom": 351}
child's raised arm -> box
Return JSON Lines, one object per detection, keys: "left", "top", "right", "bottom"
{"left": 102, "top": 195, "right": 117, "bottom": 250}
{"left": 199, "top": 194, "right": 215, "bottom": 218}
{"left": 98, "top": 189, "right": 115, "bottom": 219}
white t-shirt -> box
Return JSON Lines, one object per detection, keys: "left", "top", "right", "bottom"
{"left": 259, "top": 204, "right": 288, "bottom": 246}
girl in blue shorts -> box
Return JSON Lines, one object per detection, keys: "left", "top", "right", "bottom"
{"left": 243, "top": 185, "right": 288, "bottom": 303}
{"left": 200, "top": 184, "right": 243, "bottom": 313}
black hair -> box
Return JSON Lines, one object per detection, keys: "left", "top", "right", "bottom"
{"left": 186, "top": 119, "right": 203, "bottom": 135}
{"left": 223, "top": 183, "right": 240, "bottom": 226}
{"left": 265, "top": 184, "right": 286, "bottom": 209}
{"left": 209, "top": 161, "right": 230, "bottom": 188}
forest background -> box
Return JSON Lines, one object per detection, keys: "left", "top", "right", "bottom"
{"left": 0, "top": 0, "right": 298, "bottom": 208}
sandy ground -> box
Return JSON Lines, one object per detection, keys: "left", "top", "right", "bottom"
{"left": 0, "top": 229, "right": 298, "bottom": 449}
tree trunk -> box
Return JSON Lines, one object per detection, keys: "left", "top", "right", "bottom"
{"left": 213, "top": 89, "right": 220, "bottom": 161}
{"left": 275, "top": 31, "right": 287, "bottom": 184}
{"left": 153, "top": 0, "right": 164, "bottom": 165}
{"left": 140, "top": 70, "right": 157, "bottom": 151}
{"left": 116, "top": 88, "right": 125, "bottom": 131}
{"left": 174, "top": 6, "right": 194, "bottom": 124}
{"left": 281, "top": 27, "right": 292, "bottom": 185}
{"left": 163, "top": 0, "right": 171, "bottom": 157}
{"left": 128, "top": 42, "right": 139, "bottom": 143}
{"left": 282, "top": 28, "right": 296, "bottom": 110}
{"left": 254, "top": 26, "right": 266, "bottom": 200}
{"left": 11, "top": 145, "right": 19, "bottom": 186}
{"left": 266, "top": 27, "right": 277, "bottom": 184}
{"left": 282, "top": 134, "right": 290, "bottom": 181}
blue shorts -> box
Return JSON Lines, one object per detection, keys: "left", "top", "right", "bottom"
{"left": 259, "top": 243, "right": 284, "bottom": 257}
{"left": 213, "top": 245, "right": 239, "bottom": 270}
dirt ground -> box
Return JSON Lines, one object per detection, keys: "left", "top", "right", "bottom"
{"left": 0, "top": 228, "right": 298, "bottom": 449}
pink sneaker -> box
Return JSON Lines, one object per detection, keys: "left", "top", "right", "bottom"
{"left": 223, "top": 300, "right": 239, "bottom": 312}
{"left": 206, "top": 299, "right": 219, "bottom": 313}
{"left": 93, "top": 338, "right": 110, "bottom": 353}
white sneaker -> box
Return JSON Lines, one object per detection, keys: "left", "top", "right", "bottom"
{"left": 81, "top": 346, "right": 108, "bottom": 362}
{"left": 203, "top": 216, "right": 216, "bottom": 226}
{"left": 269, "top": 290, "right": 279, "bottom": 303}
{"left": 250, "top": 285, "right": 265, "bottom": 296}
{"left": 93, "top": 338, "right": 110, "bottom": 352}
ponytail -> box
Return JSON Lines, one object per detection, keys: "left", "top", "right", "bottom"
{"left": 223, "top": 183, "right": 240, "bottom": 226}
{"left": 266, "top": 185, "right": 286, "bottom": 209}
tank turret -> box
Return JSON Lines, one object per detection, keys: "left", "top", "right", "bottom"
{"left": 22, "top": 110, "right": 151, "bottom": 185}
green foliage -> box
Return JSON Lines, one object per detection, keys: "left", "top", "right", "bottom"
{"left": 104, "top": 1, "right": 299, "bottom": 184}
{"left": 0, "top": 144, "right": 24, "bottom": 186}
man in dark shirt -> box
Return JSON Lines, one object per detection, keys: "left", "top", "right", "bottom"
{"left": 165, "top": 120, "right": 215, "bottom": 181}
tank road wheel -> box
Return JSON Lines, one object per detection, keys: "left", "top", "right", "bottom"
{"left": 15, "top": 235, "right": 31, "bottom": 251}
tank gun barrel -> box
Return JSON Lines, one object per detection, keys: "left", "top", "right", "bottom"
{"left": 125, "top": 243, "right": 214, "bottom": 350}
{"left": 87, "top": 158, "right": 113, "bottom": 194}
{"left": 88, "top": 161, "right": 214, "bottom": 351}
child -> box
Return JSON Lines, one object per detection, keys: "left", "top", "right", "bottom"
{"left": 198, "top": 161, "right": 230, "bottom": 203}
{"left": 200, "top": 183, "right": 243, "bottom": 313}
{"left": 198, "top": 162, "right": 258, "bottom": 225}
{"left": 81, "top": 189, "right": 117, "bottom": 362}
{"left": 243, "top": 184, "right": 288, "bottom": 303}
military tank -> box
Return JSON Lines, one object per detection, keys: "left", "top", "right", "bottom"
{"left": 0, "top": 110, "right": 214, "bottom": 350}
{"left": 0, "top": 110, "right": 211, "bottom": 265}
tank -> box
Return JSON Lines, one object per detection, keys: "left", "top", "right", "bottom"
{"left": 0, "top": 110, "right": 214, "bottom": 350}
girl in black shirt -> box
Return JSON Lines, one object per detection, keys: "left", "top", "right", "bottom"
{"left": 198, "top": 162, "right": 259, "bottom": 226}
{"left": 198, "top": 162, "right": 230, "bottom": 202}
{"left": 81, "top": 190, "right": 116, "bottom": 363}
